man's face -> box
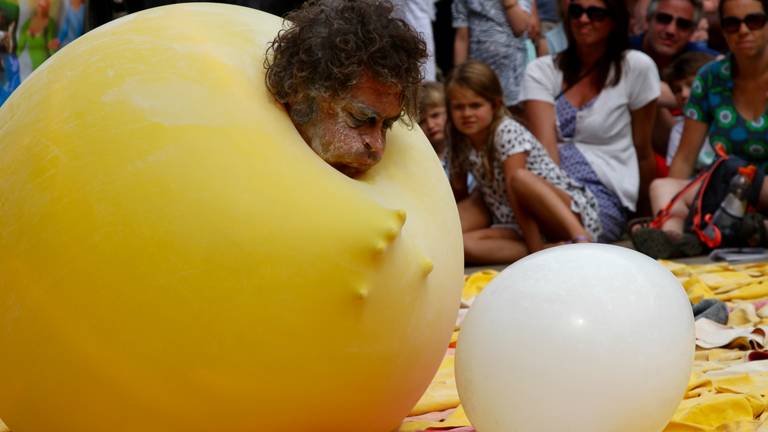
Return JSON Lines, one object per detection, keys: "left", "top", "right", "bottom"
{"left": 647, "top": 0, "right": 697, "bottom": 59}
{"left": 295, "top": 74, "right": 402, "bottom": 178}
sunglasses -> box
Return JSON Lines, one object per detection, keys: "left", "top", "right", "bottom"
{"left": 654, "top": 12, "right": 695, "bottom": 31}
{"left": 721, "top": 13, "right": 768, "bottom": 33}
{"left": 567, "top": 4, "right": 611, "bottom": 22}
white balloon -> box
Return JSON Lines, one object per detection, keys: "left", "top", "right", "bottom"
{"left": 456, "top": 244, "right": 694, "bottom": 432}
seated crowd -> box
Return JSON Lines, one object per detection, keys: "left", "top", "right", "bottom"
{"left": 416, "top": 0, "right": 768, "bottom": 264}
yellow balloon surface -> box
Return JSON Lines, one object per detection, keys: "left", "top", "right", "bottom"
{"left": 0, "top": 4, "right": 463, "bottom": 431}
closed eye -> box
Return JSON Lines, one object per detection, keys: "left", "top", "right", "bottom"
{"left": 347, "top": 112, "right": 377, "bottom": 128}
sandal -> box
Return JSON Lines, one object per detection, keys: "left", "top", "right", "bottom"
{"left": 629, "top": 218, "right": 703, "bottom": 259}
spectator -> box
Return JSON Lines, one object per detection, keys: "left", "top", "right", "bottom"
{"left": 634, "top": 0, "right": 768, "bottom": 258}
{"left": 522, "top": 0, "right": 660, "bottom": 242}
{"left": 447, "top": 61, "right": 600, "bottom": 263}
{"left": 418, "top": 80, "right": 477, "bottom": 193}
{"left": 392, "top": 0, "right": 437, "bottom": 81}
{"left": 631, "top": 0, "right": 719, "bottom": 171}
{"left": 633, "top": 0, "right": 718, "bottom": 70}
{"left": 662, "top": 51, "right": 716, "bottom": 168}
{"left": 418, "top": 81, "right": 450, "bottom": 170}
{"left": 452, "top": 0, "right": 533, "bottom": 108}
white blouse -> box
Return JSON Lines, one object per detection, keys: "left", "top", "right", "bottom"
{"left": 520, "top": 50, "right": 660, "bottom": 212}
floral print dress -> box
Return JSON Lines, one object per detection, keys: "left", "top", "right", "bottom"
{"left": 685, "top": 55, "right": 768, "bottom": 171}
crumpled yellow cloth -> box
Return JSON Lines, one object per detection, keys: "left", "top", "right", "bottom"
{"left": 461, "top": 270, "right": 497, "bottom": 301}
{"left": 409, "top": 353, "right": 460, "bottom": 416}
{"left": 662, "top": 261, "right": 768, "bottom": 304}
{"left": 402, "top": 263, "right": 768, "bottom": 432}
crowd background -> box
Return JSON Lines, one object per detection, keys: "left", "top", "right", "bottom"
{"left": 2, "top": 0, "right": 767, "bottom": 265}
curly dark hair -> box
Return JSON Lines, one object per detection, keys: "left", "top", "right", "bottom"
{"left": 264, "top": 0, "right": 427, "bottom": 125}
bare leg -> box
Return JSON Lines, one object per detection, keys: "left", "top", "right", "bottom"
{"left": 463, "top": 227, "right": 529, "bottom": 265}
{"left": 458, "top": 190, "right": 491, "bottom": 233}
{"left": 648, "top": 177, "right": 697, "bottom": 236}
{"left": 508, "top": 169, "right": 590, "bottom": 251}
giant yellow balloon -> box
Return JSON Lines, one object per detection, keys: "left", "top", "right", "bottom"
{"left": 0, "top": 4, "right": 463, "bottom": 431}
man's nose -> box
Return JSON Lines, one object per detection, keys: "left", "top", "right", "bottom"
{"left": 361, "top": 130, "right": 386, "bottom": 162}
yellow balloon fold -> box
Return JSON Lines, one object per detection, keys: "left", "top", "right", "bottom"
{"left": 0, "top": 4, "right": 463, "bottom": 431}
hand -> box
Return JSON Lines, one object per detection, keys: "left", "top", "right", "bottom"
{"left": 503, "top": 0, "right": 518, "bottom": 9}
{"left": 529, "top": 16, "right": 540, "bottom": 40}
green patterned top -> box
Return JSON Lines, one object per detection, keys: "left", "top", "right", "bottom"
{"left": 685, "top": 55, "right": 768, "bottom": 171}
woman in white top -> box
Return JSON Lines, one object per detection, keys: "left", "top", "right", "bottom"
{"left": 521, "top": 0, "right": 660, "bottom": 241}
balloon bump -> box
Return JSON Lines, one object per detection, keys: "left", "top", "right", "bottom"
{"left": 0, "top": 4, "right": 463, "bottom": 432}
{"left": 456, "top": 244, "right": 695, "bottom": 432}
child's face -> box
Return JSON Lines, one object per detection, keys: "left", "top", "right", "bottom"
{"left": 448, "top": 86, "right": 496, "bottom": 145}
{"left": 419, "top": 105, "right": 447, "bottom": 147}
{"left": 670, "top": 75, "right": 695, "bottom": 108}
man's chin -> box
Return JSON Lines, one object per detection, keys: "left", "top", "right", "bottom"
{"left": 654, "top": 42, "right": 683, "bottom": 57}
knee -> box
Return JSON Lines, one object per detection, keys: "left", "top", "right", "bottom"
{"left": 462, "top": 231, "right": 482, "bottom": 261}
{"left": 648, "top": 177, "right": 667, "bottom": 198}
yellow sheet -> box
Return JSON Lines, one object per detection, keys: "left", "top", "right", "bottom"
{"left": 400, "top": 261, "right": 768, "bottom": 432}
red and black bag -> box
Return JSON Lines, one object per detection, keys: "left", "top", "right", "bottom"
{"left": 651, "top": 146, "right": 764, "bottom": 251}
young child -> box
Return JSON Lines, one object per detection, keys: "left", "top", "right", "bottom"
{"left": 418, "top": 81, "right": 450, "bottom": 171}
{"left": 663, "top": 52, "right": 716, "bottom": 171}
{"left": 418, "top": 81, "right": 476, "bottom": 193}
{"left": 447, "top": 60, "right": 601, "bottom": 264}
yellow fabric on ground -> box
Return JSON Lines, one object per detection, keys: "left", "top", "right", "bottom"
{"left": 409, "top": 354, "right": 460, "bottom": 416}
{"left": 461, "top": 270, "right": 497, "bottom": 301}
{"left": 435, "top": 406, "right": 469, "bottom": 428}
{"left": 401, "top": 262, "right": 768, "bottom": 431}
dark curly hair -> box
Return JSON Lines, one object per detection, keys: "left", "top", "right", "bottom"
{"left": 264, "top": 0, "right": 427, "bottom": 125}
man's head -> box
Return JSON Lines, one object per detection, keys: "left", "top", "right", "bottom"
{"left": 265, "top": 0, "right": 427, "bottom": 177}
{"left": 644, "top": 0, "right": 703, "bottom": 62}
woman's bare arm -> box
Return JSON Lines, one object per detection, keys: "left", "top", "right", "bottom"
{"left": 631, "top": 99, "right": 659, "bottom": 215}
{"left": 668, "top": 118, "right": 709, "bottom": 179}
{"left": 501, "top": 0, "right": 531, "bottom": 37}
{"left": 524, "top": 99, "right": 559, "bottom": 163}
{"left": 453, "top": 27, "right": 469, "bottom": 66}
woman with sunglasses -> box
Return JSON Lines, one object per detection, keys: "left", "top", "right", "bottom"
{"left": 521, "top": 0, "right": 659, "bottom": 242}
{"left": 670, "top": 0, "right": 768, "bottom": 177}
{"left": 638, "top": 0, "right": 768, "bottom": 257}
